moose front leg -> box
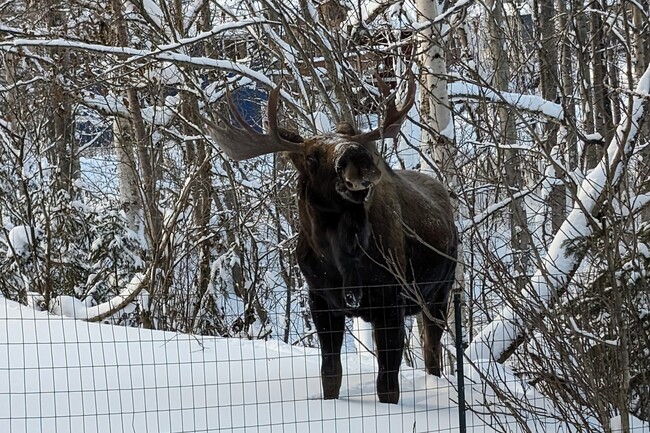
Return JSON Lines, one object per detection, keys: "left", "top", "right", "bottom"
{"left": 310, "top": 294, "right": 346, "bottom": 399}
{"left": 373, "top": 309, "right": 405, "bottom": 404}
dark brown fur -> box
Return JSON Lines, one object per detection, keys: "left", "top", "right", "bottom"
{"left": 288, "top": 129, "right": 458, "bottom": 404}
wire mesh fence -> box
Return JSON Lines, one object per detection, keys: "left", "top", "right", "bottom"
{"left": 1, "top": 282, "right": 648, "bottom": 433}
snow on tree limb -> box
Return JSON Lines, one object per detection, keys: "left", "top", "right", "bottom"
{"left": 83, "top": 273, "right": 147, "bottom": 322}
{"left": 3, "top": 35, "right": 298, "bottom": 105}
{"left": 412, "top": 0, "right": 474, "bottom": 33}
{"left": 465, "top": 64, "right": 650, "bottom": 363}
{"left": 449, "top": 81, "right": 565, "bottom": 120}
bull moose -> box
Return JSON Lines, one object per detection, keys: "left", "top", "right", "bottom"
{"left": 206, "top": 74, "right": 458, "bottom": 404}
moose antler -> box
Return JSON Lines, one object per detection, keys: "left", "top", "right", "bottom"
{"left": 205, "top": 85, "right": 304, "bottom": 161}
{"left": 349, "top": 71, "right": 416, "bottom": 143}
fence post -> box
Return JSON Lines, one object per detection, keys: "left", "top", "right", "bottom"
{"left": 454, "top": 291, "right": 467, "bottom": 433}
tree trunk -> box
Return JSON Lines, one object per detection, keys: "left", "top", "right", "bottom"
{"left": 633, "top": 2, "right": 650, "bottom": 223}
{"left": 2, "top": 53, "right": 20, "bottom": 133}
{"left": 558, "top": 0, "right": 578, "bottom": 170}
{"left": 113, "top": 118, "right": 144, "bottom": 234}
{"left": 110, "top": 0, "right": 142, "bottom": 236}
{"left": 185, "top": 1, "right": 215, "bottom": 333}
{"left": 416, "top": 0, "right": 453, "bottom": 177}
{"left": 110, "top": 0, "right": 162, "bottom": 248}
{"left": 45, "top": 0, "right": 78, "bottom": 195}
{"left": 487, "top": 0, "right": 531, "bottom": 285}
{"left": 534, "top": 0, "right": 565, "bottom": 235}
{"left": 416, "top": 0, "right": 463, "bottom": 372}
{"left": 585, "top": 1, "right": 614, "bottom": 170}
{"left": 632, "top": 3, "right": 648, "bottom": 83}
{"left": 126, "top": 89, "right": 163, "bottom": 247}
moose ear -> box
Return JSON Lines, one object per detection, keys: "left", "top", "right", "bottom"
{"left": 335, "top": 122, "right": 356, "bottom": 136}
{"left": 277, "top": 128, "right": 305, "bottom": 169}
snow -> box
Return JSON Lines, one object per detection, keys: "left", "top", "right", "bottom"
{"left": 351, "top": 317, "right": 375, "bottom": 355}
{"left": 7, "top": 38, "right": 299, "bottom": 107}
{"left": 2, "top": 5, "right": 649, "bottom": 432}
{"left": 449, "top": 82, "right": 564, "bottom": 120}
{"left": 137, "top": 0, "right": 165, "bottom": 31}
{"left": 439, "top": 118, "right": 455, "bottom": 140}
{"left": 460, "top": 181, "right": 542, "bottom": 232}
{"left": 583, "top": 132, "right": 604, "bottom": 142}
{"left": 0, "top": 298, "right": 465, "bottom": 433}
{"left": 48, "top": 295, "right": 89, "bottom": 318}
{"left": 140, "top": 94, "right": 179, "bottom": 126}
{"left": 610, "top": 415, "right": 648, "bottom": 433}
{"left": 6, "top": 226, "right": 42, "bottom": 258}
{"left": 144, "top": 62, "right": 182, "bottom": 86}
{"left": 5, "top": 297, "right": 632, "bottom": 433}
{"left": 46, "top": 274, "right": 146, "bottom": 321}
{"left": 82, "top": 93, "right": 129, "bottom": 118}
{"left": 568, "top": 317, "right": 619, "bottom": 347}
{"left": 411, "top": 0, "right": 474, "bottom": 33}
{"left": 157, "top": 18, "right": 269, "bottom": 51}
{"left": 3, "top": 297, "right": 647, "bottom": 433}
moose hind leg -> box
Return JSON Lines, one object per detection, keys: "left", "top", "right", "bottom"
{"left": 311, "top": 295, "right": 345, "bottom": 399}
{"left": 421, "top": 302, "right": 447, "bottom": 377}
{"left": 373, "top": 312, "right": 405, "bottom": 404}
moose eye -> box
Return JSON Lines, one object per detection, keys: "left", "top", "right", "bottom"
{"left": 306, "top": 154, "right": 318, "bottom": 169}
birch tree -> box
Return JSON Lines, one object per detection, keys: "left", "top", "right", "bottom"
{"left": 417, "top": 0, "right": 453, "bottom": 170}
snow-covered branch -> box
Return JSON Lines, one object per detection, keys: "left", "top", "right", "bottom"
{"left": 449, "top": 81, "right": 565, "bottom": 120}
{"left": 411, "top": 0, "right": 475, "bottom": 33}
{"left": 466, "top": 64, "right": 650, "bottom": 363}
{"left": 2, "top": 38, "right": 298, "bottom": 105}
{"left": 85, "top": 274, "right": 147, "bottom": 321}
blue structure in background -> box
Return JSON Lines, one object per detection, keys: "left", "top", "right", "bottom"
{"left": 230, "top": 86, "right": 268, "bottom": 133}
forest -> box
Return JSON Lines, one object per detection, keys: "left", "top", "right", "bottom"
{"left": 1, "top": 0, "right": 649, "bottom": 431}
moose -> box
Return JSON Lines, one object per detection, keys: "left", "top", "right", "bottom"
{"left": 206, "top": 74, "right": 458, "bottom": 404}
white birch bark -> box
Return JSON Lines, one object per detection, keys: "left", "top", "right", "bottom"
{"left": 416, "top": 0, "right": 453, "bottom": 172}
{"left": 113, "top": 117, "right": 144, "bottom": 235}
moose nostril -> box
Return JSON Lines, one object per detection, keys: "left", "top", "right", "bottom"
{"left": 345, "top": 180, "right": 354, "bottom": 189}
{"left": 362, "top": 180, "right": 371, "bottom": 188}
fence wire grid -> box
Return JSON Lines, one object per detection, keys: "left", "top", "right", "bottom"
{"left": 0, "top": 284, "right": 648, "bottom": 433}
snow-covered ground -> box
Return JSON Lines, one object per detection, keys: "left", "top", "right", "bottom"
{"left": 1, "top": 299, "right": 647, "bottom": 433}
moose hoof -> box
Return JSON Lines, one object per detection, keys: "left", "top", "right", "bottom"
{"left": 322, "top": 383, "right": 341, "bottom": 400}
{"left": 323, "top": 391, "right": 340, "bottom": 400}
{"left": 344, "top": 290, "right": 361, "bottom": 308}
{"left": 322, "top": 374, "right": 342, "bottom": 400}
{"left": 377, "top": 371, "right": 400, "bottom": 404}
{"left": 378, "top": 390, "right": 399, "bottom": 404}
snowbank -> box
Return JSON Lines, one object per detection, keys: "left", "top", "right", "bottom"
{"left": 0, "top": 298, "right": 467, "bottom": 433}
{"left": 2, "top": 299, "right": 647, "bottom": 433}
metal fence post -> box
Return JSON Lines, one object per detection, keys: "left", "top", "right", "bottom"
{"left": 454, "top": 291, "right": 467, "bottom": 433}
